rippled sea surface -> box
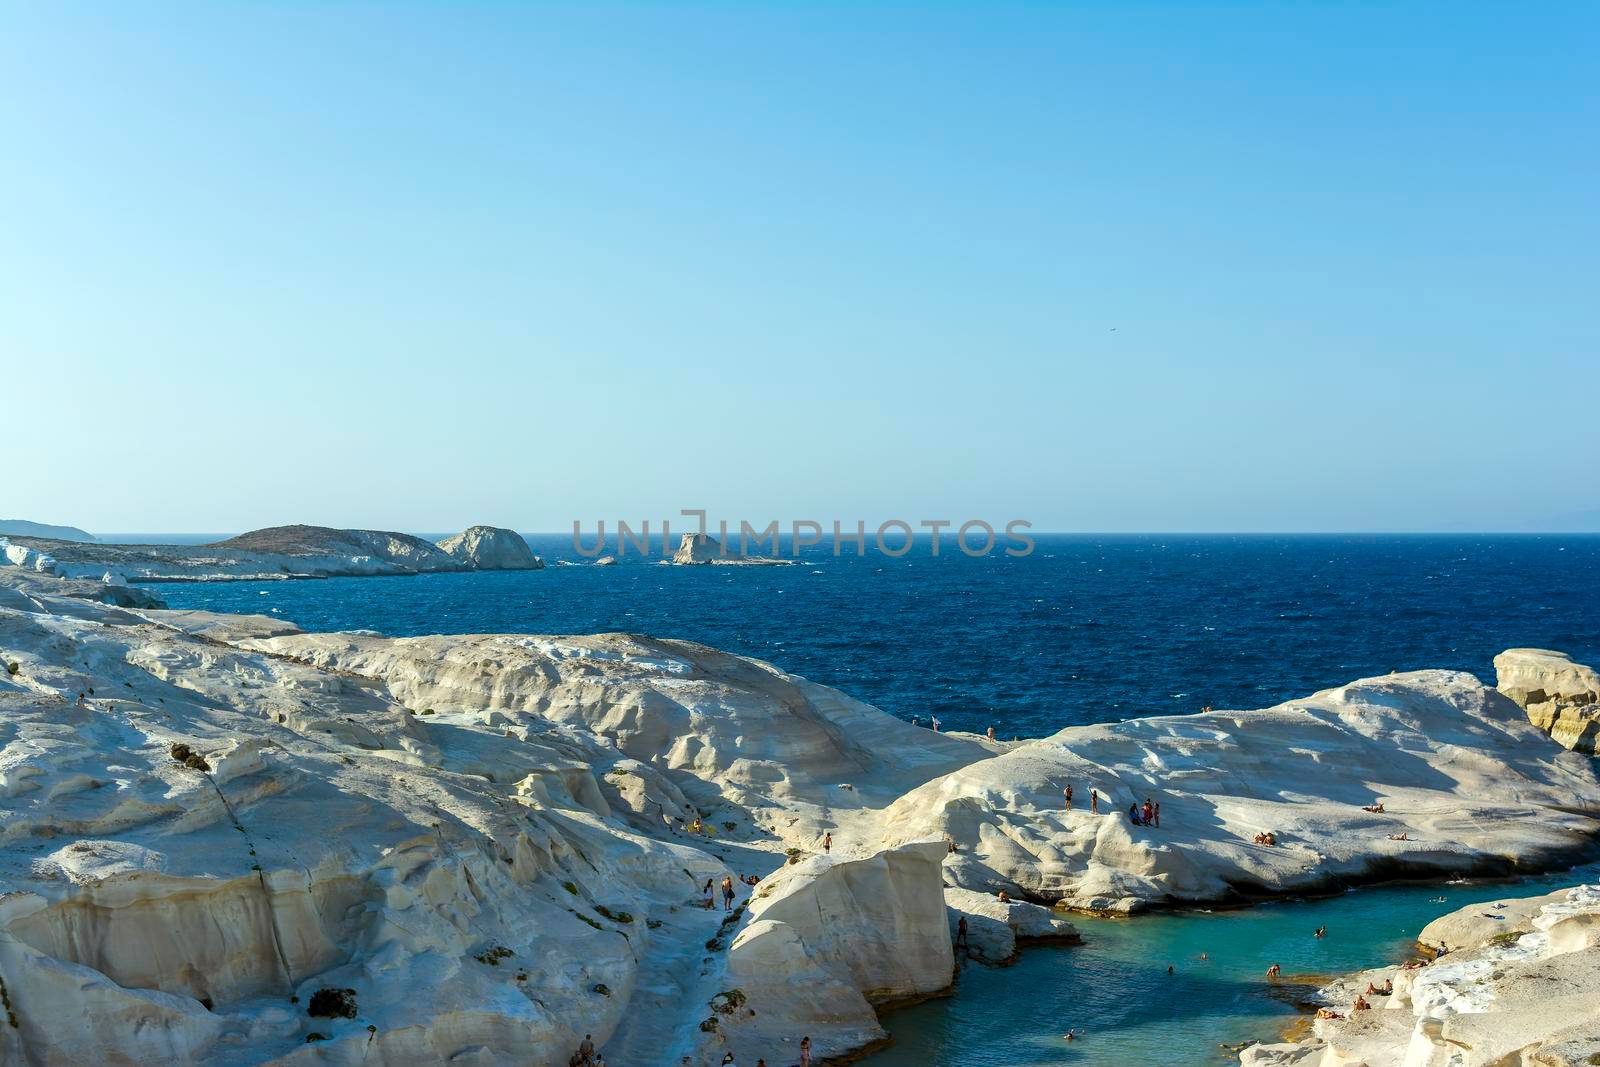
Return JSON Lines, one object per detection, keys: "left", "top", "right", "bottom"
{"left": 156, "top": 534, "right": 1600, "bottom": 738}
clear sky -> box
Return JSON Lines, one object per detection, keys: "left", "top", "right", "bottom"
{"left": 4, "top": 3, "right": 1596, "bottom": 534}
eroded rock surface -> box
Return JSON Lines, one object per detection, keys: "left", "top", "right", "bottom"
{"left": 878, "top": 673, "right": 1600, "bottom": 911}
{"left": 0, "top": 570, "right": 970, "bottom": 1066}
{"left": 1496, "top": 647, "right": 1600, "bottom": 753}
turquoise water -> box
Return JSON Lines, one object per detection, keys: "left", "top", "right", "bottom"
{"left": 869, "top": 864, "right": 1600, "bottom": 1066}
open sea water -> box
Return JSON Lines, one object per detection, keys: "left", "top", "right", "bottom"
{"left": 152, "top": 534, "right": 1600, "bottom": 1065}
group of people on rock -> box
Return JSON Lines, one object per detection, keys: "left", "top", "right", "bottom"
{"left": 1128, "top": 799, "right": 1160, "bottom": 827}
{"left": 701, "top": 876, "right": 739, "bottom": 911}
{"left": 1253, "top": 831, "right": 1277, "bottom": 846}
{"left": 1062, "top": 784, "right": 1165, "bottom": 830}
{"left": 1313, "top": 968, "right": 1389, "bottom": 1022}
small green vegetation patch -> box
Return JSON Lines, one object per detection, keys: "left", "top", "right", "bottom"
{"left": 474, "top": 945, "right": 514, "bottom": 965}
{"left": 594, "top": 905, "right": 633, "bottom": 924}
{"left": 169, "top": 743, "right": 211, "bottom": 772}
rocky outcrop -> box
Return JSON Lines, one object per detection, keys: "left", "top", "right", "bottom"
{"left": 673, "top": 532, "right": 725, "bottom": 564}
{"left": 3, "top": 525, "right": 542, "bottom": 583}
{"left": 2, "top": 540, "right": 59, "bottom": 575}
{"left": 670, "top": 533, "right": 788, "bottom": 566}
{"left": 945, "top": 886, "right": 1079, "bottom": 964}
{"left": 434, "top": 526, "right": 543, "bottom": 570}
{"left": 878, "top": 672, "right": 1600, "bottom": 911}
{"left": 1495, "top": 647, "right": 1600, "bottom": 753}
{"left": 1242, "top": 884, "right": 1600, "bottom": 1067}
{"left": 0, "top": 560, "right": 164, "bottom": 608}
{"left": 715, "top": 844, "right": 954, "bottom": 1063}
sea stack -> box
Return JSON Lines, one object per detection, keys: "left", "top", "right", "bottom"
{"left": 435, "top": 525, "right": 544, "bottom": 570}
{"left": 672, "top": 532, "right": 725, "bottom": 564}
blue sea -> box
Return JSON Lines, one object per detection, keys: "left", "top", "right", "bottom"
{"left": 150, "top": 533, "right": 1600, "bottom": 1065}
{"left": 154, "top": 534, "right": 1600, "bottom": 738}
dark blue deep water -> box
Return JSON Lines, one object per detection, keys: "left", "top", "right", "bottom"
{"left": 156, "top": 534, "right": 1600, "bottom": 737}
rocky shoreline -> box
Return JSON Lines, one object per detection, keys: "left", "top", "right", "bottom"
{"left": 0, "top": 566, "right": 1596, "bottom": 1065}
{"left": 1241, "top": 883, "right": 1600, "bottom": 1065}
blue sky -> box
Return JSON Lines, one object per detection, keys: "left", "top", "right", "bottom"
{"left": 4, "top": 3, "right": 1596, "bottom": 533}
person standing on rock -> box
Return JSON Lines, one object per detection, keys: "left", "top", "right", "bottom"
{"left": 578, "top": 1034, "right": 594, "bottom": 1061}
{"left": 1090, "top": 789, "right": 1098, "bottom": 814}
{"left": 1064, "top": 784, "right": 1073, "bottom": 809}
{"left": 1154, "top": 802, "right": 1161, "bottom": 828}
{"left": 955, "top": 915, "right": 969, "bottom": 955}
{"left": 822, "top": 831, "right": 832, "bottom": 854}
{"left": 799, "top": 1036, "right": 812, "bottom": 1066}
{"left": 1142, "top": 799, "right": 1154, "bottom": 826}
{"left": 721, "top": 875, "right": 735, "bottom": 911}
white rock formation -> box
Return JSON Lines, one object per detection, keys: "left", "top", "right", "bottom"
{"left": 670, "top": 533, "right": 789, "bottom": 566}
{"left": 944, "top": 886, "right": 1079, "bottom": 964}
{"left": 1, "top": 541, "right": 58, "bottom": 576}
{"left": 1242, "top": 884, "right": 1600, "bottom": 1067}
{"left": 434, "top": 526, "right": 544, "bottom": 570}
{"left": 714, "top": 844, "right": 955, "bottom": 1063}
{"left": 1495, "top": 647, "right": 1600, "bottom": 754}
{"left": 0, "top": 569, "right": 972, "bottom": 1067}
{"left": 673, "top": 532, "right": 725, "bottom": 564}
{"left": 877, "top": 672, "right": 1600, "bottom": 911}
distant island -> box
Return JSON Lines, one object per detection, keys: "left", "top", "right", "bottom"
{"left": 1, "top": 523, "right": 542, "bottom": 582}
{"left": 0, "top": 518, "right": 96, "bottom": 542}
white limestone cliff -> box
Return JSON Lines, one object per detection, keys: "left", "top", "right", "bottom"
{"left": 435, "top": 526, "right": 544, "bottom": 570}
{"left": 1495, "top": 647, "right": 1600, "bottom": 754}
